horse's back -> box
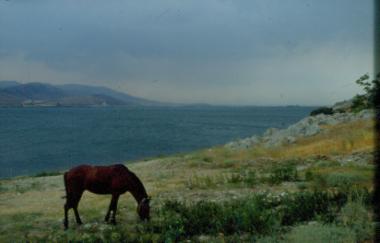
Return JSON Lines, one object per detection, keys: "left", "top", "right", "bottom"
{"left": 64, "top": 165, "right": 92, "bottom": 193}
{"left": 64, "top": 164, "right": 130, "bottom": 194}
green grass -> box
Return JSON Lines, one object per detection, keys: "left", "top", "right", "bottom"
{"left": 285, "top": 223, "right": 356, "bottom": 243}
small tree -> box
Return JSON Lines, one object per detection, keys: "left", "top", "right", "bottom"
{"left": 351, "top": 73, "right": 380, "bottom": 111}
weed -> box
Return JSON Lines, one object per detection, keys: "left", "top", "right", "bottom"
{"left": 203, "top": 156, "right": 213, "bottom": 163}
{"left": 268, "top": 163, "right": 298, "bottom": 184}
{"left": 226, "top": 173, "right": 244, "bottom": 184}
{"left": 243, "top": 170, "right": 257, "bottom": 186}
{"left": 186, "top": 175, "right": 217, "bottom": 190}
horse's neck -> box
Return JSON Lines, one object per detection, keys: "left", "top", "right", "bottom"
{"left": 129, "top": 188, "right": 145, "bottom": 204}
{"left": 125, "top": 174, "right": 147, "bottom": 204}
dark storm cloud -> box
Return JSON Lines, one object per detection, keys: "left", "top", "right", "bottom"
{"left": 0, "top": 0, "right": 373, "bottom": 105}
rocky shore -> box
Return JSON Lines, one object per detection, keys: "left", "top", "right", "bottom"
{"left": 225, "top": 109, "right": 374, "bottom": 150}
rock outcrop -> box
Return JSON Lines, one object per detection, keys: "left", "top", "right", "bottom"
{"left": 225, "top": 109, "right": 374, "bottom": 150}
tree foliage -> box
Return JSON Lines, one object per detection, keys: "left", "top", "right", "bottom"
{"left": 352, "top": 73, "right": 380, "bottom": 111}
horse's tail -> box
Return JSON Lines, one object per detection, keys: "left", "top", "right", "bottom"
{"left": 62, "top": 172, "right": 68, "bottom": 199}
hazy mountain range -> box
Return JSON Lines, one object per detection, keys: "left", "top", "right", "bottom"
{"left": 0, "top": 81, "right": 167, "bottom": 107}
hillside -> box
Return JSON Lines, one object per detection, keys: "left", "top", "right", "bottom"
{"left": 0, "top": 109, "right": 375, "bottom": 242}
{"left": 0, "top": 81, "right": 163, "bottom": 107}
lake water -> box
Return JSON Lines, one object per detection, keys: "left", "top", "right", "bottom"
{"left": 0, "top": 106, "right": 315, "bottom": 178}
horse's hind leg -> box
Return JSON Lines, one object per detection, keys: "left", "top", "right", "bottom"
{"left": 73, "top": 207, "right": 82, "bottom": 225}
{"left": 64, "top": 191, "right": 83, "bottom": 227}
{"left": 72, "top": 191, "right": 83, "bottom": 225}
{"left": 64, "top": 203, "right": 69, "bottom": 230}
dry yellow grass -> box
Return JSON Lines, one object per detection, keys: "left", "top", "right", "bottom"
{"left": 198, "top": 119, "right": 375, "bottom": 164}
{"left": 265, "top": 119, "right": 374, "bottom": 160}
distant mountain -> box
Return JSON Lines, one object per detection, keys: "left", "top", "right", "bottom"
{"left": 0, "top": 90, "right": 23, "bottom": 106}
{"left": 2, "top": 83, "right": 66, "bottom": 100}
{"left": 58, "top": 94, "right": 127, "bottom": 107}
{"left": 0, "top": 81, "right": 21, "bottom": 89}
{"left": 0, "top": 81, "right": 166, "bottom": 107}
{"left": 58, "top": 84, "right": 161, "bottom": 106}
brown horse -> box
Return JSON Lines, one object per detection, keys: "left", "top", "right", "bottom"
{"left": 63, "top": 164, "right": 150, "bottom": 230}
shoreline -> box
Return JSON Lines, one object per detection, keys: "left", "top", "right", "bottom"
{"left": 1, "top": 108, "right": 373, "bottom": 180}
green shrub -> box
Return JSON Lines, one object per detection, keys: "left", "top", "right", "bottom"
{"left": 305, "top": 170, "right": 314, "bottom": 181}
{"left": 296, "top": 182, "right": 308, "bottom": 190}
{"left": 156, "top": 189, "right": 371, "bottom": 239}
{"left": 310, "top": 174, "right": 328, "bottom": 190}
{"left": 310, "top": 172, "right": 368, "bottom": 192}
{"left": 278, "top": 190, "right": 347, "bottom": 225}
{"left": 310, "top": 107, "right": 334, "bottom": 116}
{"left": 243, "top": 170, "right": 257, "bottom": 186}
{"left": 225, "top": 170, "right": 257, "bottom": 186}
{"left": 226, "top": 173, "right": 244, "bottom": 184}
{"left": 159, "top": 195, "right": 280, "bottom": 239}
{"left": 325, "top": 173, "right": 367, "bottom": 192}
{"left": 269, "top": 163, "right": 298, "bottom": 184}
{"left": 337, "top": 199, "right": 374, "bottom": 242}
{"left": 285, "top": 223, "right": 356, "bottom": 243}
{"left": 351, "top": 73, "right": 380, "bottom": 112}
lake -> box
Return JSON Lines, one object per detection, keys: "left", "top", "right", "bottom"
{"left": 0, "top": 106, "right": 315, "bottom": 178}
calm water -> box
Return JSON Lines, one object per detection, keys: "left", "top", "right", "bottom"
{"left": 0, "top": 106, "right": 315, "bottom": 178}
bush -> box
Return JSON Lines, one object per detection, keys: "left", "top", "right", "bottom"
{"left": 203, "top": 156, "right": 213, "bottom": 163}
{"left": 243, "top": 170, "right": 257, "bottom": 186}
{"left": 155, "top": 189, "right": 373, "bottom": 240}
{"left": 310, "top": 107, "right": 334, "bottom": 116}
{"left": 337, "top": 199, "right": 374, "bottom": 242}
{"left": 325, "top": 173, "right": 367, "bottom": 192}
{"left": 351, "top": 94, "right": 369, "bottom": 112}
{"left": 304, "top": 170, "right": 314, "bottom": 181}
{"left": 158, "top": 196, "right": 280, "bottom": 240}
{"left": 278, "top": 190, "right": 347, "bottom": 225}
{"left": 226, "top": 173, "right": 244, "bottom": 184}
{"left": 268, "top": 163, "right": 298, "bottom": 184}
{"left": 351, "top": 73, "right": 380, "bottom": 112}
{"left": 309, "top": 172, "right": 368, "bottom": 192}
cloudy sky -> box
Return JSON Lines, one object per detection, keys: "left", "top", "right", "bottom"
{"left": 0, "top": 0, "right": 374, "bottom": 105}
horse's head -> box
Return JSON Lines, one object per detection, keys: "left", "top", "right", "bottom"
{"left": 137, "top": 197, "right": 150, "bottom": 221}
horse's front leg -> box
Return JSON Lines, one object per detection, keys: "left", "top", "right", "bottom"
{"left": 105, "top": 194, "right": 120, "bottom": 224}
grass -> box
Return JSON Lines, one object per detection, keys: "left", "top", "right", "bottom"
{"left": 0, "top": 117, "right": 375, "bottom": 242}
{"left": 285, "top": 223, "right": 356, "bottom": 243}
{"left": 33, "top": 171, "right": 62, "bottom": 177}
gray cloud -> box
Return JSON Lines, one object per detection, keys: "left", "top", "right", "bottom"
{"left": 0, "top": 0, "right": 373, "bottom": 105}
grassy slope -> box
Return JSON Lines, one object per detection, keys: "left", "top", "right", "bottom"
{"left": 0, "top": 119, "right": 375, "bottom": 242}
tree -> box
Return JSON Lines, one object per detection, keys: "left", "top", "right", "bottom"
{"left": 351, "top": 73, "right": 380, "bottom": 111}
